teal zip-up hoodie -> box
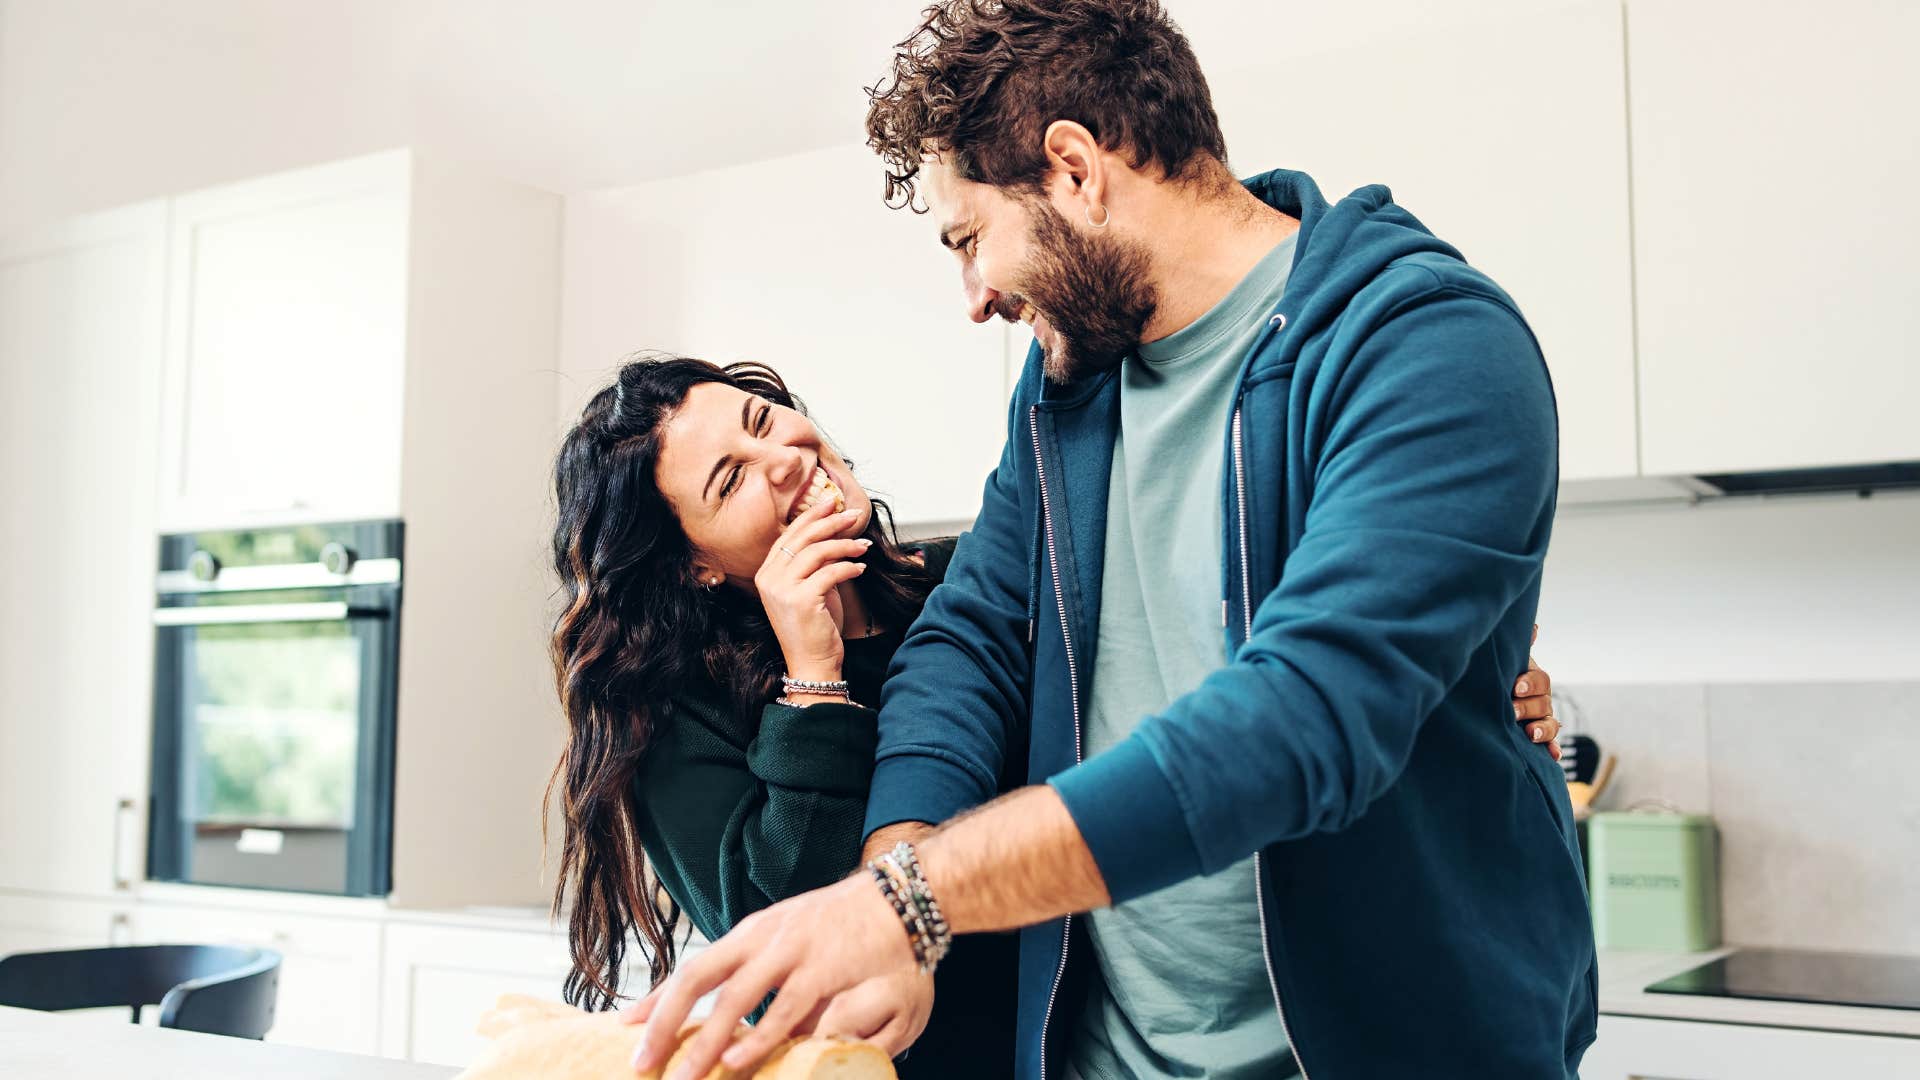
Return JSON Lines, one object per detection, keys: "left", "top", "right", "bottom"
{"left": 866, "top": 169, "right": 1597, "bottom": 1079}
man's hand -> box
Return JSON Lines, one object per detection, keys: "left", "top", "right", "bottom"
{"left": 624, "top": 873, "right": 917, "bottom": 1079}
{"left": 815, "top": 969, "right": 936, "bottom": 1055}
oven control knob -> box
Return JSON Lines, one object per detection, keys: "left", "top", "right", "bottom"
{"left": 188, "top": 550, "right": 221, "bottom": 582}
{"left": 320, "top": 543, "right": 357, "bottom": 576}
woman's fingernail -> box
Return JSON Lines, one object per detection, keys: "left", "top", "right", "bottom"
{"left": 1532, "top": 726, "right": 1547, "bottom": 742}
{"left": 857, "top": 538, "right": 873, "bottom": 547}
{"left": 1516, "top": 679, "right": 1531, "bottom": 695}
{"left": 1514, "top": 703, "right": 1523, "bottom": 719}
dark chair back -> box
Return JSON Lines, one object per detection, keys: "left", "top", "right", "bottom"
{"left": 0, "top": 944, "right": 281, "bottom": 1039}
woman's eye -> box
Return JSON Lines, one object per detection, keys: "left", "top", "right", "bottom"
{"left": 720, "top": 465, "right": 742, "bottom": 499}
{"left": 757, "top": 405, "right": 772, "bottom": 435}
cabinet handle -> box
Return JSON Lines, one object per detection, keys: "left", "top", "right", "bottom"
{"left": 112, "top": 797, "right": 138, "bottom": 892}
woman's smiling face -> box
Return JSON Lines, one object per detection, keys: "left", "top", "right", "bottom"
{"left": 652, "top": 382, "right": 872, "bottom": 587}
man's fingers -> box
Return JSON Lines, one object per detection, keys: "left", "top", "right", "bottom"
{"left": 719, "top": 981, "right": 818, "bottom": 1072}
{"left": 673, "top": 957, "right": 789, "bottom": 1079}
{"left": 871, "top": 1015, "right": 913, "bottom": 1056}
{"left": 814, "top": 983, "right": 885, "bottom": 1040}
{"left": 630, "top": 948, "right": 735, "bottom": 1072}
{"left": 619, "top": 988, "right": 658, "bottom": 1025}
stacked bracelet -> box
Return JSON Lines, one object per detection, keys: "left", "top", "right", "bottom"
{"left": 777, "top": 674, "right": 862, "bottom": 709}
{"left": 866, "top": 840, "right": 953, "bottom": 974}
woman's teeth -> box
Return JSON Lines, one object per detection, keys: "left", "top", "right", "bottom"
{"left": 791, "top": 466, "right": 846, "bottom": 523}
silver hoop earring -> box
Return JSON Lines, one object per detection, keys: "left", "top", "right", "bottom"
{"left": 1085, "top": 203, "right": 1110, "bottom": 228}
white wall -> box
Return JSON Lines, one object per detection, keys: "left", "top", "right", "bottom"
{"left": 1538, "top": 492, "right": 1920, "bottom": 685}
{"left": 0, "top": 0, "right": 1576, "bottom": 235}
{"left": 558, "top": 142, "right": 1011, "bottom": 526}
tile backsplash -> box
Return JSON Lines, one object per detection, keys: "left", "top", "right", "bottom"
{"left": 1559, "top": 681, "right": 1920, "bottom": 956}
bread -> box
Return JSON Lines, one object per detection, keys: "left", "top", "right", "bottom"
{"left": 454, "top": 995, "right": 896, "bottom": 1080}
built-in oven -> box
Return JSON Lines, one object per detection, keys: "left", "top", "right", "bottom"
{"left": 148, "top": 520, "right": 401, "bottom": 896}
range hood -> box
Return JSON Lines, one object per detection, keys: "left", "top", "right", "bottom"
{"left": 1559, "top": 461, "right": 1920, "bottom": 509}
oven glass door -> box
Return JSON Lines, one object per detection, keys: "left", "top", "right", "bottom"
{"left": 149, "top": 592, "right": 395, "bottom": 895}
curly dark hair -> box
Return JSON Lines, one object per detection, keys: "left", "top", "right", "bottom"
{"left": 864, "top": 0, "right": 1230, "bottom": 210}
{"left": 544, "top": 355, "right": 936, "bottom": 1009}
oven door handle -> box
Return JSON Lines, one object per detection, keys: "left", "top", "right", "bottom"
{"left": 151, "top": 601, "right": 388, "bottom": 626}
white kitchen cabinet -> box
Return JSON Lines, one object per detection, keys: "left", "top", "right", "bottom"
{"left": 379, "top": 918, "right": 574, "bottom": 1067}
{"left": 380, "top": 915, "right": 699, "bottom": 1068}
{"left": 1209, "top": 0, "right": 1639, "bottom": 483}
{"left": 147, "top": 148, "right": 567, "bottom": 913}
{"left": 130, "top": 898, "right": 385, "bottom": 1056}
{"left": 1583, "top": 1013, "right": 1920, "bottom": 1078}
{"left": 157, "top": 152, "right": 409, "bottom": 530}
{"left": 0, "top": 891, "right": 142, "bottom": 1027}
{"left": 1627, "top": 0, "right": 1920, "bottom": 474}
{"left": 0, "top": 890, "right": 137, "bottom": 957}
{"left": 0, "top": 202, "right": 165, "bottom": 899}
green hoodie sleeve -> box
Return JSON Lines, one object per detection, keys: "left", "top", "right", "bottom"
{"left": 630, "top": 694, "right": 878, "bottom": 940}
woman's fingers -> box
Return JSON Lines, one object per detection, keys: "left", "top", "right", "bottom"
{"left": 1527, "top": 715, "right": 1561, "bottom": 745}
{"left": 783, "top": 537, "right": 871, "bottom": 582}
{"left": 780, "top": 503, "right": 861, "bottom": 552}
{"left": 1513, "top": 656, "right": 1551, "bottom": 698}
{"left": 1515, "top": 693, "right": 1554, "bottom": 723}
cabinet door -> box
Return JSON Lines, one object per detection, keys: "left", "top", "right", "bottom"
{"left": 1629, "top": 0, "right": 1920, "bottom": 473}
{"left": 1209, "top": 0, "right": 1639, "bottom": 482}
{"left": 0, "top": 203, "right": 165, "bottom": 898}
{"left": 0, "top": 892, "right": 140, "bottom": 1027}
{"left": 380, "top": 921, "right": 574, "bottom": 1067}
{"left": 131, "top": 901, "right": 384, "bottom": 1055}
{"left": 380, "top": 919, "right": 697, "bottom": 1067}
{"left": 1583, "top": 1014, "right": 1920, "bottom": 1078}
{"left": 0, "top": 891, "right": 135, "bottom": 957}
{"left": 158, "top": 151, "right": 410, "bottom": 530}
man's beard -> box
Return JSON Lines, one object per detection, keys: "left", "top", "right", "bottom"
{"left": 1005, "top": 199, "right": 1158, "bottom": 384}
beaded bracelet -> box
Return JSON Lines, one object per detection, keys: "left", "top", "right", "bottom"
{"left": 866, "top": 841, "right": 952, "bottom": 974}
{"left": 869, "top": 865, "right": 931, "bottom": 971}
{"left": 781, "top": 675, "right": 850, "bottom": 695}
{"left": 890, "top": 843, "right": 952, "bottom": 953}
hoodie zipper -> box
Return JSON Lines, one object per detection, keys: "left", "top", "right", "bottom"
{"left": 1235, "top": 402, "right": 1311, "bottom": 1080}
{"left": 1030, "top": 406, "right": 1084, "bottom": 1080}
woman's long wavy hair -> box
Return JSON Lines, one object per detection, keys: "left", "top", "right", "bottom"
{"left": 545, "top": 355, "right": 936, "bottom": 1010}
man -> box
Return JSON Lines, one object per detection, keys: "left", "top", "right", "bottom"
{"left": 632, "top": 2, "right": 1595, "bottom": 1077}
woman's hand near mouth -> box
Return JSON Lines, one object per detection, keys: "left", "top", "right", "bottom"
{"left": 755, "top": 498, "right": 869, "bottom": 689}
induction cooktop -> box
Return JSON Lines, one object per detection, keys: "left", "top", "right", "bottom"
{"left": 1646, "top": 948, "right": 1920, "bottom": 1012}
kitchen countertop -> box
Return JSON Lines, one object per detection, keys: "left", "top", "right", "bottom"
{"left": 0, "top": 1005, "right": 462, "bottom": 1079}
{"left": 1599, "top": 949, "right": 1920, "bottom": 1039}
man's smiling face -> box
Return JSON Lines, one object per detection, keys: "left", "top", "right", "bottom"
{"left": 921, "top": 156, "right": 1157, "bottom": 384}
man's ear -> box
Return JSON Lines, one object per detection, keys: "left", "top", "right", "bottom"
{"left": 1042, "top": 119, "right": 1107, "bottom": 209}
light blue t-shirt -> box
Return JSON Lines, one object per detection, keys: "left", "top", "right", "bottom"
{"left": 1068, "top": 234, "right": 1299, "bottom": 1080}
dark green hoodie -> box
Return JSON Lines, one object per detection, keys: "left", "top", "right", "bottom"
{"left": 628, "top": 538, "right": 1016, "bottom": 1076}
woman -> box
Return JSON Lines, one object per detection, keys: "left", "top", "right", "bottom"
{"left": 545, "top": 355, "right": 1562, "bottom": 1072}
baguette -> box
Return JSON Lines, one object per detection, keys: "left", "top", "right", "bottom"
{"left": 455, "top": 995, "right": 896, "bottom": 1080}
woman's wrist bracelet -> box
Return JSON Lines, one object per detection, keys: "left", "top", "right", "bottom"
{"left": 781, "top": 674, "right": 850, "bottom": 694}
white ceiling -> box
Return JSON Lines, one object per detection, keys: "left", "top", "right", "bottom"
{"left": 0, "top": 0, "right": 1514, "bottom": 230}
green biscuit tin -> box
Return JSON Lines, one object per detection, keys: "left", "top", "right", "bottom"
{"left": 1587, "top": 810, "right": 1721, "bottom": 951}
